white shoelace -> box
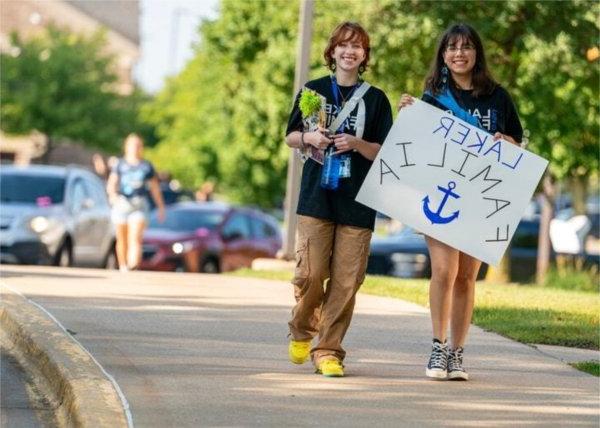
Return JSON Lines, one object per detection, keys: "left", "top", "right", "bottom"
{"left": 429, "top": 342, "right": 448, "bottom": 369}
{"left": 448, "top": 348, "right": 465, "bottom": 372}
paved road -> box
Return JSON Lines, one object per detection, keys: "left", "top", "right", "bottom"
{"left": 1, "top": 265, "right": 598, "bottom": 427}
{"left": 0, "top": 345, "right": 56, "bottom": 428}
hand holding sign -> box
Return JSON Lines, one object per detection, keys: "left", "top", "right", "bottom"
{"left": 356, "top": 99, "right": 548, "bottom": 266}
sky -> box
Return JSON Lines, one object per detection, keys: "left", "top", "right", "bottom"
{"left": 135, "top": 0, "right": 219, "bottom": 93}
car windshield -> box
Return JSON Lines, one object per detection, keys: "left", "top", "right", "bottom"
{"left": 0, "top": 173, "right": 65, "bottom": 205}
{"left": 150, "top": 209, "right": 224, "bottom": 231}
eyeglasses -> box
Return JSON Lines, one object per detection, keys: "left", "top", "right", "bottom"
{"left": 446, "top": 45, "right": 475, "bottom": 53}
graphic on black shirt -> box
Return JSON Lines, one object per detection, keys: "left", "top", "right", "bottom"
{"left": 422, "top": 86, "right": 522, "bottom": 143}
{"left": 114, "top": 159, "right": 156, "bottom": 198}
{"left": 286, "top": 75, "right": 393, "bottom": 230}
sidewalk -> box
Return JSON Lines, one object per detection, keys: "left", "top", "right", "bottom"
{"left": 1, "top": 265, "right": 598, "bottom": 427}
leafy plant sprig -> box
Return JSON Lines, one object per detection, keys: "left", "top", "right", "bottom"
{"left": 299, "top": 89, "right": 322, "bottom": 118}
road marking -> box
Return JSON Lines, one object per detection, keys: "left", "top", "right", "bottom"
{"left": 2, "top": 283, "right": 134, "bottom": 428}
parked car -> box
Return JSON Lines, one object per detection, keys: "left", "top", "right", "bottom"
{"left": 140, "top": 202, "right": 282, "bottom": 273}
{"left": 0, "top": 165, "right": 116, "bottom": 268}
{"left": 148, "top": 181, "right": 194, "bottom": 209}
{"left": 367, "top": 220, "right": 544, "bottom": 282}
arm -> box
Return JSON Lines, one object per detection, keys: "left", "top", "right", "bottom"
{"left": 148, "top": 176, "right": 166, "bottom": 222}
{"left": 286, "top": 128, "right": 332, "bottom": 151}
{"left": 492, "top": 132, "right": 519, "bottom": 146}
{"left": 332, "top": 89, "right": 393, "bottom": 161}
{"left": 331, "top": 134, "right": 381, "bottom": 160}
{"left": 106, "top": 172, "right": 119, "bottom": 205}
{"left": 493, "top": 87, "right": 523, "bottom": 147}
{"left": 397, "top": 93, "right": 415, "bottom": 111}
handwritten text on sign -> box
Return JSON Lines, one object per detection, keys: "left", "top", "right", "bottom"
{"left": 356, "top": 99, "right": 548, "bottom": 266}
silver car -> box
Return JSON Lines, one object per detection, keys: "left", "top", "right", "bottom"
{"left": 0, "top": 165, "right": 116, "bottom": 268}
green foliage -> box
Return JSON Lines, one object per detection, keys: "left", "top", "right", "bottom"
{"left": 1, "top": 25, "right": 153, "bottom": 153}
{"left": 542, "top": 265, "right": 599, "bottom": 293}
{"left": 570, "top": 361, "right": 600, "bottom": 376}
{"left": 147, "top": 0, "right": 598, "bottom": 206}
{"left": 299, "top": 89, "right": 322, "bottom": 118}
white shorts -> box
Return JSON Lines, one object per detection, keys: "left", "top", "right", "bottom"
{"left": 111, "top": 195, "right": 150, "bottom": 225}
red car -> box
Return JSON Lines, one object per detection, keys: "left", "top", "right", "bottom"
{"left": 140, "top": 202, "right": 282, "bottom": 273}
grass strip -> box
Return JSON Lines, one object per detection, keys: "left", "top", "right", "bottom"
{"left": 570, "top": 361, "right": 600, "bottom": 377}
{"left": 230, "top": 269, "right": 599, "bottom": 350}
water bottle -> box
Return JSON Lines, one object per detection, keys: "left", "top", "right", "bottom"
{"left": 320, "top": 145, "right": 340, "bottom": 190}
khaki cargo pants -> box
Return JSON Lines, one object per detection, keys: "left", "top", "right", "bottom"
{"left": 288, "top": 215, "right": 372, "bottom": 365}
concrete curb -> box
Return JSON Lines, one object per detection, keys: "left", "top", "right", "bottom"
{"left": 0, "top": 286, "right": 130, "bottom": 427}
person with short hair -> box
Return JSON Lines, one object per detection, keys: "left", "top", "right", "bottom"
{"left": 107, "top": 134, "right": 165, "bottom": 272}
{"left": 398, "top": 23, "right": 523, "bottom": 381}
{"left": 285, "top": 21, "right": 393, "bottom": 377}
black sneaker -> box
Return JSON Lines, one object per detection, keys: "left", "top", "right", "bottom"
{"left": 447, "top": 347, "right": 469, "bottom": 381}
{"left": 426, "top": 339, "right": 448, "bottom": 379}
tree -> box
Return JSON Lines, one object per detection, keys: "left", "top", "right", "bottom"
{"left": 362, "top": 0, "right": 599, "bottom": 282}
{"left": 147, "top": 0, "right": 598, "bottom": 262}
{"left": 1, "top": 25, "right": 152, "bottom": 155}
{"left": 145, "top": 0, "right": 303, "bottom": 205}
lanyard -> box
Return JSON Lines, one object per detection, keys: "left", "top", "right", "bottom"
{"left": 425, "top": 86, "right": 483, "bottom": 130}
{"left": 330, "top": 75, "right": 358, "bottom": 133}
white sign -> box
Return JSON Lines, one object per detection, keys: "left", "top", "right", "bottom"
{"left": 356, "top": 99, "right": 548, "bottom": 266}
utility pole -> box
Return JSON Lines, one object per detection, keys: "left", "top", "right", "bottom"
{"left": 169, "top": 7, "right": 191, "bottom": 74}
{"left": 282, "top": 0, "right": 314, "bottom": 260}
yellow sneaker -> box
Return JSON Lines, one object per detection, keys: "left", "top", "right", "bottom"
{"left": 288, "top": 340, "right": 311, "bottom": 364}
{"left": 317, "top": 359, "right": 344, "bottom": 377}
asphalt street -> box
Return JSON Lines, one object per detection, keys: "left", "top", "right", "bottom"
{"left": 1, "top": 265, "right": 598, "bottom": 427}
{"left": 0, "top": 345, "right": 57, "bottom": 428}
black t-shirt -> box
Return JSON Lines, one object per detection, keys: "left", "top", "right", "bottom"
{"left": 286, "top": 75, "right": 393, "bottom": 230}
{"left": 422, "top": 85, "right": 523, "bottom": 143}
{"left": 113, "top": 159, "right": 156, "bottom": 198}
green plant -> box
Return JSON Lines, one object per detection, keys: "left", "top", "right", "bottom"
{"left": 230, "top": 269, "right": 599, "bottom": 350}
{"left": 298, "top": 89, "right": 322, "bottom": 118}
{"left": 570, "top": 361, "right": 600, "bottom": 377}
{"left": 543, "top": 265, "right": 599, "bottom": 293}
{"left": 1, "top": 26, "right": 151, "bottom": 153}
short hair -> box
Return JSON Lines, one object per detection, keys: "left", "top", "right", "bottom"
{"left": 323, "top": 21, "right": 370, "bottom": 73}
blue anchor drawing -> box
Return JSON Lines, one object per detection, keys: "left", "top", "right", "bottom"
{"left": 422, "top": 181, "right": 461, "bottom": 225}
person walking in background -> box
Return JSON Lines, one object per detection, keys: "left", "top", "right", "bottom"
{"left": 107, "top": 134, "right": 165, "bottom": 272}
{"left": 398, "top": 23, "right": 523, "bottom": 381}
{"left": 92, "top": 153, "right": 109, "bottom": 181}
{"left": 195, "top": 181, "right": 215, "bottom": 202}
{"left": 284, "top": 22, "right": 393, "bottom": 377}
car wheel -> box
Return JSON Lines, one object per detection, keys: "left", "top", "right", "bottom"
{"left": 55, "top": 241, "right": 72, "bottom": 267}
{"left": 200, "top": 257, "right": 220, "bottom": 274}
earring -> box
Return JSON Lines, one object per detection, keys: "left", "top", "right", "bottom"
{"left": 358, "top": 64, "right": 366, "bottom": 74}
{"left": 441, "top": 65, "right": 449, "bottom": 85}
{"left": 331, "top": 59, "right": 337, "bottom": 72}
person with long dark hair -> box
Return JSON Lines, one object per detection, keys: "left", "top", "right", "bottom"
{"left": 399, "top": 23, "right": 523, "bottom": 381}
{"left": 285, "top": 22, "right": 393, "bottom": 377}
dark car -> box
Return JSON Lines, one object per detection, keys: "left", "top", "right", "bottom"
{"left": 367, "top": 220, "right": 543, "bottom": 282}
{"left": 148, "top": 182, "right": 194, "bottom": 209}
{"left": 140, "top": 202, "right": 282, "bottom": 273}
{"left": 0, "top": 165, "right": 116, "bottom": 268}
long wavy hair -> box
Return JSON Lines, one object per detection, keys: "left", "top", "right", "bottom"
{"left": 424, "top": 23, "right": 497, "bottom": 97}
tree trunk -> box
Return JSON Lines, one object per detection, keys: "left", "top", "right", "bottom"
{"left": 570, "top": 175, "right": 588, "bottom": 215}
{"left": 536, "top": 174, "right": 555, "bottom": 284}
